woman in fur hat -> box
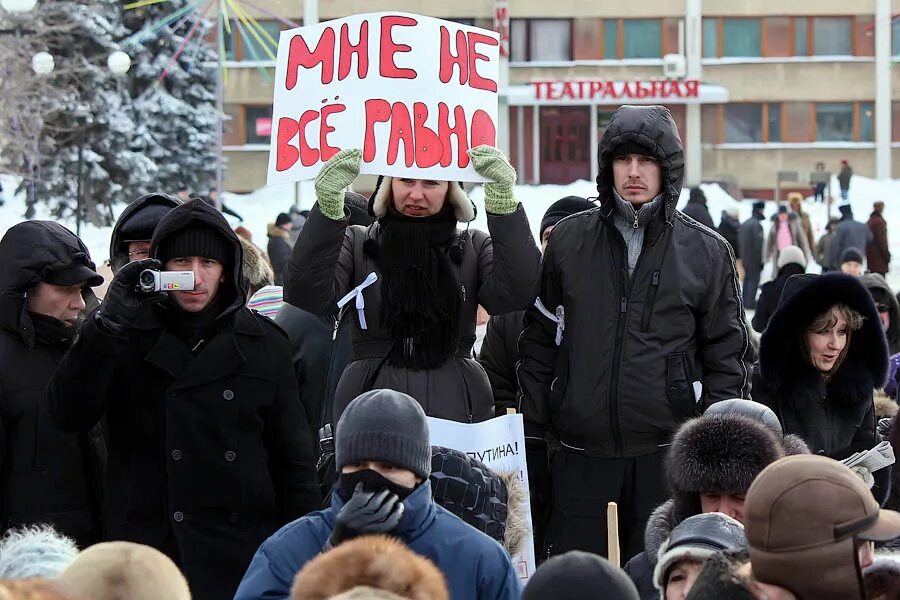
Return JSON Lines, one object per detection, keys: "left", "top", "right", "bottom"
{"left": 624, "top": 412, "right": 785, "bottom": 600}
{"left": 283, "top": 146, "right": 540, "bottom": 425}
{"left": 753, "top": 273, "right": 889, "bottom": 459}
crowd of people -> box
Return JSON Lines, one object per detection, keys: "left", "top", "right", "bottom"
{"left": 1, "top": 103, "right": 899, "bottom": 600}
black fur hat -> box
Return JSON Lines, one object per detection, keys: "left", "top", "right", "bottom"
{"left": 666, "top": 414, "right": 784, "bottom": 519}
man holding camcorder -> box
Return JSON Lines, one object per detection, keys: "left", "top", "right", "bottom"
{"left": 45, "top": 198, "right": 320, "bottom": 600}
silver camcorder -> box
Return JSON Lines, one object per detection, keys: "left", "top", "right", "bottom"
{"left": 138, "top": 270, "right": 195, "bottom": 293}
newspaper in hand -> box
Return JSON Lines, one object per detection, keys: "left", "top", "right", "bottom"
{"left": 841, "top": 440, "right": 895, "bottom": 488}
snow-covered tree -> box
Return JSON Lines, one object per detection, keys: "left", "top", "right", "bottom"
{"left": 123, "top": 0, "right": 219, "bottom": 197}
{"left": 1, "top": 0, "right": 158, "bottom": 222}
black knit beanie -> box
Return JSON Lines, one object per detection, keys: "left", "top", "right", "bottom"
{"left": 840, "top": 246, "right": 864, "bottom": 265}
{"left": 335, "top": 389, "right": 431, "bottom": 479}
{"left": 156, "top": 223, "right": 231, "bottom": 266}
{"left": 612, "top": 140, "right": 656, "bottom": 160}
{"left": 523, "top": 551, "right": 639, "bottom": 600}
{"left": 539, "top": 196, "right": 594, "bottom": 238}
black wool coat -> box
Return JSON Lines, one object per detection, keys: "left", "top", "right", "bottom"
{"left": 0, "top": 222, "right": 106, "bottom": 548}
{"left": 46, "top": 201, "right": 320, "bottom": 600}
{"left": 754, "top": 273, "right": 889, "bottom": 458}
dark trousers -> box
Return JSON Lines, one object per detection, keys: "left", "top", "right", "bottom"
{"left": 542, "top": 448, "right": 668, "bottom": 562}
{"left": 742, "top": 269, "right": 761, "bottom": 309}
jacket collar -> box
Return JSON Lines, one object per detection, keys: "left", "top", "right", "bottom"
{"left": 326, "top": 480, "right": 436, "bottom": 537}
{"left": 611, "top": 189, "right": 664, "bottom": 229}
{"left": 143, "top": 308, "right": 266, "bottom": 389}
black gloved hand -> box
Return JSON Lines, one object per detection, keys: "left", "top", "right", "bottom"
{"left": 328, "top": 483, "right": 404, "bottom": 548}
{"left": 95, "top": 258, "right": 166, "bottom": 335}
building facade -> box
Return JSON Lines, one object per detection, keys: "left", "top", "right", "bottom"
{"left": 222, "top": 0, "right": 900, "bottom": 198}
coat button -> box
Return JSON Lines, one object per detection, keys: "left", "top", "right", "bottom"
{"left": 225, "top": 450, "right": 237, "bottom": 462}
{"left": 171, "top": 450, "right": 182, "bottom": 461}
{"left": 173, "top": 511, "right": 184, "bottom": 522}
{"left": 223, "top": 389, "right": 234, "bottom": 400}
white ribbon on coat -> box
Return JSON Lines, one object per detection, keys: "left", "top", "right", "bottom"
{"left": 337, "top": 272, "right": 378, "bottom": 330}
{"left": 534, "top": 297, "right": 565, "bottom": 346}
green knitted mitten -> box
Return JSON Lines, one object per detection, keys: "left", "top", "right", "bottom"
{"left": 468, "top": 145, "right": 518, "bottom": 215}
{"left": 314, "top": 149, "right": 361, "bottom": 220}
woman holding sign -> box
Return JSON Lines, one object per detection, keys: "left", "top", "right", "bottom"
{"left": 283, "top": 145, "right": 540, "bottom": 427}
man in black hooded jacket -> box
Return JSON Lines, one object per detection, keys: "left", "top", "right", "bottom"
{"left": 0, "top": 221, "right": 105, "bottom": 548}
{"left": 46, "top": 199, "right": 320, "bottom": 600}
{"left": 518, "top": 105, "right": 751, "bottom": 561}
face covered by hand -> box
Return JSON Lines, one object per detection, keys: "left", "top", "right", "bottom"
{"left": 338, "top": 469, "right": 416, "bottom": 502}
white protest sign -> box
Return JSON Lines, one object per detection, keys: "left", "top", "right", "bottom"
{"left": 427, "top": 414, "right": 536, "bottom": 583}
{"left": 268, "top": 12, "right": 500, "bottom": 185}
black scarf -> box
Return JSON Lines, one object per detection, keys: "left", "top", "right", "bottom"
{"left": 375, "top": 204, "right": 461, "bottom": 370}
{"left": 29, "top": 312, "right": 75, "bottom": 346}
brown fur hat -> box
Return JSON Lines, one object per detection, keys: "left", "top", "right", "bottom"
{"left": 290, "top": 535, "right": 448, "bottom": 600}
{"left": 0, "top": 580, "right": 73, "bottom": 600}
{"left": 238, "top": 236, "right": 274, "bottom": 294}
{"left": 55, "top": 542, "right": 191, "bottom": 600}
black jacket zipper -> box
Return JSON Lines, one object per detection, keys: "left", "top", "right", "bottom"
{"left": 640, "top": 270, "right": 661, "bottom": 332}
{"left": 603, "top": 209, "right": 669, "bottom": 457}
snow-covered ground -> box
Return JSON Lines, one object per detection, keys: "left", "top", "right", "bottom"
{"left": 1, "top": 173, "right": 897, "bottom": 292}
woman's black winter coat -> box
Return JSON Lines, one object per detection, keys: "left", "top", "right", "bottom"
{"left": 753, "top": 273, "right": 889, "bottom": 458}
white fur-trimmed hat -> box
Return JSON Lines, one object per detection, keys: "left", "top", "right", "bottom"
{"left": 369, "top": 176, "right": 476, "bottom": 222}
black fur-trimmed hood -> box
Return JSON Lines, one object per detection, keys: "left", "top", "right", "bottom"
{"left": 759, "top": 273, "right": 890, "bottom": 409}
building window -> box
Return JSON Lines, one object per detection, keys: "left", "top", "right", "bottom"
{"left": 603, "top": 19, "right": 618, "bottom": 58}
{"left": 225, "top": 19, "right": 282, "bottom": 61}
{"left": 510, "top": 19, "right": 572, "bottom": 61}
{"left": 859, "top": 102, "right": 874, "bottom": 142}
{"left": 622, "top": 19, "right": 661, "bottom": 58}
{"left": 702, "top": 18, "right": 717, "bottom": 58}
{"left": 783, "top": 102, "right": 812, "bottom": 143}
{"left": 812, "top": 17, "right": 852, "bottom": 56}
{"left": 815, "top": 103, "right": 854, "bottom": 141}
{"left": 794, "top": 18, "right": 808, "bottom": 56}
{"left": 222, "top": 28, "right": 237, "bottom": 61}
{"left": 724, "top": 104, "right": 763, "bottom": 143}
{"left": 764, "top": 17, "right": 792, "bottom": 57}
{"left": 244, "top": 105, "right": 273, "bottom": 144}
{"left": 223, "top": 104, "right": 243, "bottom": 146}
{"left": 893, "top": 18, "right": 900, "bottom": 56}
{"left": 706, "top": 101, "right": 872, "bottom": 144}
{"left": 722, "top": 19, "right": 761, "bottom": 57}
{"left": 767, "top": 104, "right": 782, "bottom": 142}
{"left": 601, "top": 19, "right": 664, "bottom": 59}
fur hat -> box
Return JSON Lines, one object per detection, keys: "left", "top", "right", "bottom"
{"left": 666, "top": 414, "right": 784, "bottom": 518}
{"left": 0, "top": 525, "right": 78, "bottom": 579}
{"left": 776, "top": 245, "right": 807, "bottom": 270}
{"left": 864, "top": 553, "right": 900, "bottom": 599}
{"left": 238, "top": 236, "right": 274, "bottom": 294}
{"left": 290, "top": 535, "right": 449, "bottom": 600}
{"left": 369, "top": 176, "right": 475, "bottom": 223}
{"left": 55, "top": 542, "right": 191, "bottom": 600}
